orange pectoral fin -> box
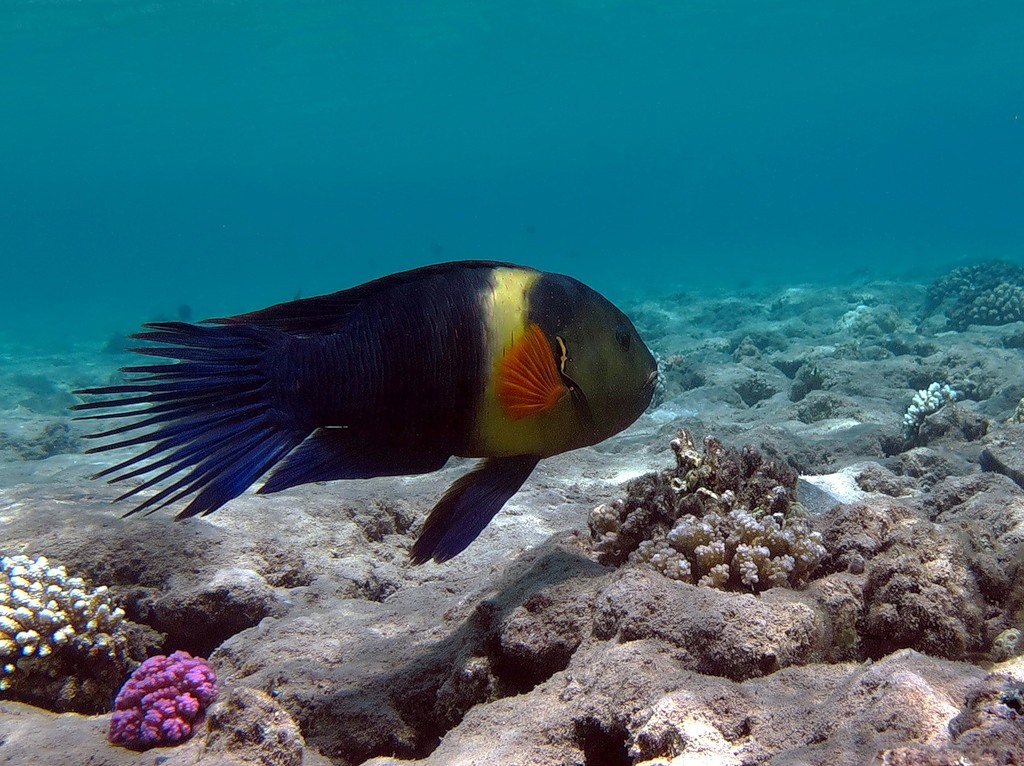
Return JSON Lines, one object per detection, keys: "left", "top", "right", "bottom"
{"left": 497, "top": 323, "right": 568, "bottom": 420}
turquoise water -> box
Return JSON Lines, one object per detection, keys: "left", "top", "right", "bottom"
{"left": 1, "top": 1, "right": 1021, "bottom": 347}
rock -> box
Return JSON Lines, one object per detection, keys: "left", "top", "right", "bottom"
{"left": 861, "top": 520, "right": 985, "bottom": 660}
{"left": 146, "top": 567, "right": 282, "bottom": 657}
{"left": 203, "top": 686, "right": 313, "bottom": 766}
{"left": 894, "top": 447, "right": 975, "bottom": 489}
{"left": 817, "top": 498, "right": 914, "bottom": 574}
{"left": 853, "top": 462, "right": 918, "bottom": 497}
{"left": 360, "top": 648, "right": 986, "bottom": 766}
{"left": 0, "top": 701, "right": 140, "bottom": 766}
{"left": 496, "top": 579, "right": 595, "bottom": 693}
{"left": 917, "top": 400, "right": 989, "bottom": 445}
{"left": 593, "top": 569, "right": 824, "bottom": 680}
{"left": 980, "top": 423, "right": 1024, "bottom": 491}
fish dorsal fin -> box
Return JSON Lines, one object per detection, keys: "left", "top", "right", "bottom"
{"left": 497, "top": 323, "right": 567, "bottom": 420}
{"left": 206, "top": 261, "right": 523, "bottom": 335}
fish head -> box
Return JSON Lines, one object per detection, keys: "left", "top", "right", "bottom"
{"left": 530, "top": 274, "right": 658, "bottom": 447}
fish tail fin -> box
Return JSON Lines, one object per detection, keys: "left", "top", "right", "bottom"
{"left": 410, "top": 455, "right": 540, "bottom": 564}
{"left": 72, "top": 321, "right": 308, "bottom": 518}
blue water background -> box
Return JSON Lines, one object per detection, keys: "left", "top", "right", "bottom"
{"left": 1, "top": 1, "right": 1021, "bottom": 348}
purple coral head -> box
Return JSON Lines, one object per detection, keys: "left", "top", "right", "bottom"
{"left": 108, "top": 650, "right": 218, "bottom": 750}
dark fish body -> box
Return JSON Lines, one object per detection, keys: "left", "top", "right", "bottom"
{"left": 74, "top": 261, "right": 658, "bottom": 563}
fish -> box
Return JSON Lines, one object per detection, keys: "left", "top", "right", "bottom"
{"left": 73, "top": 261, "right": 659, "bottom": 563}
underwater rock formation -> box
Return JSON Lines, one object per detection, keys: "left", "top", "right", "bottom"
{"left": 834, "top": 302, "right": 903, "bottom": 337}
{"left": 203, "top": 686, "right": 309, "bottom": 766}
{"left": 860, "top": 519, "right": 985, "bottom": 660}
{"left": 0, "top": 420, "right": 78, "bottom": 462}
{"left": 9, "top": 275, "right": 1024, "bottom": 763}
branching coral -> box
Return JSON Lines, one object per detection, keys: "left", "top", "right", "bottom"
{"left": 0, "top": 554, "right": 149, "bottom": 712}
{"left": 1008, "top": 397, "right": 1024, "bottom": 424}
{"left": 902, "top": 382, "right": 958, "bottom": 440}
{"left": 628, "top": 507, "right": 823, "bottom": 591}
{"left": 590, "top": 430, "right": 824, "bottom": 592}
{"left": 950, "top": 282, "right": 1024, "bottom": 330}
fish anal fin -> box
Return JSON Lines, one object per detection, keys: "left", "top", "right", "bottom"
{"left": 497, "top": 323, "right": 566, "bottom": 421}
{"left": 410, "top": 454, "right": 540, "bottom": 564}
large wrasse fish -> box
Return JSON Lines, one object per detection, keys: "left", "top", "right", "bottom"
{"left": 73, "top": 261, "right": 658, "bottom": 563}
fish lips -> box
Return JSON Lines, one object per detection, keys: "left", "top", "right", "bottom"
{"left": 640, "top": 369, "right": 659, "bottom": 407}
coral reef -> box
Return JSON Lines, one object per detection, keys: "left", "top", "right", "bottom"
{"left": 652, "top": 351, "right": 705, "bottom": 400}
{"left": 926, "top": 260, "right": 1024, "bottom": 330}
{"left": 592, "top": 569, "right": 823, "bottom": 679}
{"left": 108, "top": 650, "right": 218, "bottom": 750}
{"left": 638, "top": 506, "right": 824, "bottom": 589}
{"left": 1, "top": 554, "right": 150, "bottom": 712}
{"left": 647, "top": 350, "right": 669, "bottom": 406}
{"left": 11, "top": 274, "right": 1024, "bottom": 764}
{"left": 589, "top": 430, "right": 823, "bottom": 592}
{"left": 203, "top": 686, "right": 309, "bottom": 766}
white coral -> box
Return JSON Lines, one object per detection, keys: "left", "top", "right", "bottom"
{"left": 698, "top": 563, "right": 730, "bottom": 589}
{"left": 902, "top": 382, "right": 958, "bottom": 437}
{"left": 667, "top": 515, "right": 716, "bottom": 550}
{"left": 1, "top": 554, "right": 127, "bottom": 690}
{"left": 694, "top": 540, "right": 727, "bottom": 573}
{"left": 734, "top": 544, "right": 771, "bottom": 587}
{"left": 631, "top": 540, "right": 693, "bottom": 582}
{"left": 637, "top": 507, "right": 825, "bottom": 592}
{"left": 589, "top": 503, "right": 620, "bottom": 537}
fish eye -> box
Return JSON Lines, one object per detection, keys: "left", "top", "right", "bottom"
{"left": 615, "top": 326, "right": 631, "bottom": 351}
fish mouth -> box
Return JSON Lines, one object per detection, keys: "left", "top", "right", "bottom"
{"left": 638, "top": 369, "right": 659, "bottom": 410}
{"left": 642, "top": 370, "right": 659, "bottom": 393}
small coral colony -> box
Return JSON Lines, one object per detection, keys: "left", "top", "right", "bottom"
{"left": 0, "top": 554, "right": 217, "bottom": 749}
{"left": 590, "top": 430, "right": 825, "bottom": 592}
{"left": 2, "top": 260, "right": 1024, "bottom": 750}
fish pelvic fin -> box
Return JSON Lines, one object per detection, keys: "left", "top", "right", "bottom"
{"left": 409, "top": 455, "right": 541, "bottom": 564}
{"left": 71, "top": 322, "right": 308, "bottom": 518}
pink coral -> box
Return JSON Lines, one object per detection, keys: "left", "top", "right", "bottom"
{"left": 108, "top": 650, "right": 218, "bottom": 750}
